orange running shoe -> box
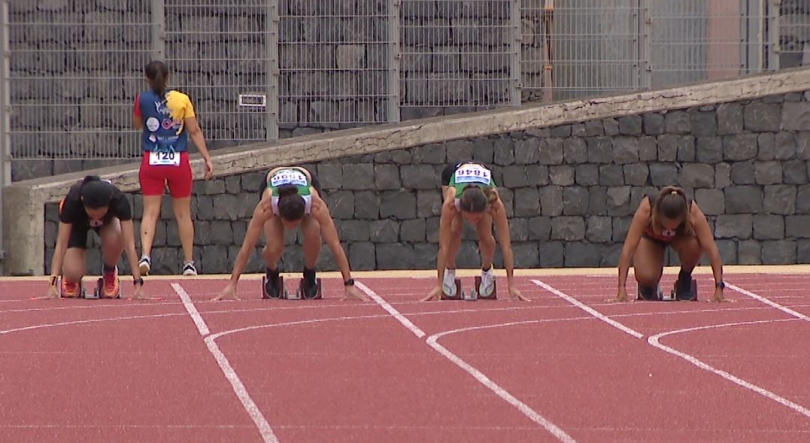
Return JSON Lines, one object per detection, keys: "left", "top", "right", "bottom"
{"left": 102, "top": 265, "right": 120, "bottom": 298}
{"left": 61, "top": 278, "right": 80, "bottom": 298}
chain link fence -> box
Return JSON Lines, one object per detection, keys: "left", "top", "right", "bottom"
{"left": 2, "top": 0, "right": 809, "bottom": 177}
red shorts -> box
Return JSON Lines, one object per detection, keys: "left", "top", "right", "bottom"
{"left": 139, "top": 151, "right": 193, "bottom": 198}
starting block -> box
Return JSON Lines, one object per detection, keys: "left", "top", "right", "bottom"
{"left": 637, "top": 280, "right": 698, "bottom": 302}
{"left": 441, "top": 277, "right": 497, "bottom": 301}
{"left": 262, "top": 276, "right": 323, "bottom": 300}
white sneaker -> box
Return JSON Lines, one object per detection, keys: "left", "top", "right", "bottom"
{"left": 479, "top": 268, "right": 495, "bottom": 297}
{"left": 442, "top": 269, "right": 457, "bottom": 296}
{"left": 182, "top": 261, "right": 198, "bottom": 276}
{"left": 138, "top": 256, "right": 151, "bottom": 276}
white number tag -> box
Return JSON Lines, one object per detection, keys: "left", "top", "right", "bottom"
{"left": 149, "top": 150, "right": 180, "bottom": 166}
{"left": 455, "top": 165, "right": 491, "bottom": 184}
{"left": 270, "top": 169, "right": 308, "bottom": 187}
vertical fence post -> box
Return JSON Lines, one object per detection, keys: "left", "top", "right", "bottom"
{"left": 151, "top": 0, "right": 165, "bottom": 60}
{"left": 767, "top": 0, "right": 781, "bottom": 71}
{"left": 266, "top": 0, "right": 279, "bottom": 141}
{"left": 637, "top": 0, "right": 652, "bottom": 90}
{"left": 509, "top": 0, "right": 522, "bottom": 106}
{"left": 0, "top": 0, "right": 10, "bottom": 270}
{"left": 387, "top": 0, "right": 401, "bottom": 122}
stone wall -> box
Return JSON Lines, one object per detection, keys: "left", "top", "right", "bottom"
{"left": 42, "top": 90, "right": 810, "bottom": 275}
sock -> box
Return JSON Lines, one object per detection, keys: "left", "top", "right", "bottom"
{"left": 266, "top": 266, "right": 279, "bottom": 280}
{"left": 103, "top": 263, "right": 116, "bottom": 273}
{"left": 482, "top": 265, "right": 492, "bottom": 273}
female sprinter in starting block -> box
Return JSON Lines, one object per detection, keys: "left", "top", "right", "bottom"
{"left": 42, "top": 176, "right": 148, "bottom": 300}
{"left": 213, "top": 166, "right": 368, "bottom": 301}
{"left": 615, "top": 186, "right": 726, "bottom": 303}
{"left": 422, "top": 161, "right": 530, "bottom": 302}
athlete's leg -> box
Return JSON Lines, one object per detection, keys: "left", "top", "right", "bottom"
{"left": 633, "top": 236, "right": 666, "bottom": 300}
{"left": 138, "top": 158, "right": 165, "bottom": 275}
{"left": 167, "top": 153, "right": 197, "bottom": 275}
{"left": 475, "top": 213, "right": 496, "bottom": 296}
{"left": 441, "top": 211, "right": 464, "bottom": 295}
{"left": 61, "top": 227, "right": 89, "bottom": 298}
{"left": 262, "top": 216, "right": 286, "bottom": 297}
{"left": 670, "top": 234, "right": 702, "bottom": 297}
{"left": 300, "top": 216, "right": 322, "bottom": 298}
{"left": 99, "top": 218, "right": 124, "bottom": 297}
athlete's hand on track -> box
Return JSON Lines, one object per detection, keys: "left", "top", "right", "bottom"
{"left": 709, "top": 287, "right": 727, "bottom": 303}
{"left": 342, "top": 285, "right": 369, "bottom": 302}
{"left": 421, "top": 285, "right": 442, "bottom": 302}
{"left": 130, "top": 284, "right": 160, "bottom": 301}
{"left": 612, "top": 286, "right": 629, "bottom": 302}
{"left": 37, "top": 284, "right": 61, "bottom": 300}
{"left": 508, "top": 284, "right": 530, "bottom": 301}
{"left": 212, "top": 283, "right": 239, "bottom": 301}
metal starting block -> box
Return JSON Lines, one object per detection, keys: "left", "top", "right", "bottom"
{"left": 441, "top": 277, "right": 498, "bottom": 301}
{"left": 262, "top": 276, "right": 323, "bottom": 300}
{"left": 637, "top": 280, "right": 698, "bottom": 302}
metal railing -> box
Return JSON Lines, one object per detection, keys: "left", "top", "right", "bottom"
{"left": 1, "top": 0, "right": 807, "bottom": 167}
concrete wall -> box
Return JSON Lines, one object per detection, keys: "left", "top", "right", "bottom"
{"left": 4, "top": 69, "right": 810, "bottom": 274}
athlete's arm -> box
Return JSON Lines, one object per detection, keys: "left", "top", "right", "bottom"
{"left": 312, "top": 198, "right": 353, "bottom": 282}
{"left": 229, "top": 202, "right": 272, "bottom": 285}
{"left": 617, "top": 199, "right": 651, "bottom": 290}
{"left": 436, "top": 187, "right": 457, "bottom": 286}
{"left": 691, "top": 203, "right": 724, "bottom": 286}
{"left": 120, "top": 219, "right": 142, "bottom": 282}
{"left": 132, "top": 94, "right": 143, "bottom": 130}
{"left": 490, "top": 197, "right": 515, "bottom": 285}
{"left": 49, "top": 222, "right": 72, "bottom": 283}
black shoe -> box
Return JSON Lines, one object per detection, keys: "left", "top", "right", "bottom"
{"left": 302, "top": 278, "right": 319, "bottom": 299}
{"left": 675, "top": 276, "right": 695, "bottom": 301}
{"left": 264, "top": 271, "right": 282, "bottom": 299}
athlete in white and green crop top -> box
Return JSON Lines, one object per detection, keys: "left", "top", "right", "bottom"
{"left": 214, "top": 166, "right": 367, "bottom": 302}
{"left": 423, "top": 162, "right": 530, "bottom": 302}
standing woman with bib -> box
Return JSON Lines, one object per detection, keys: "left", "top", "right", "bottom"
{"left": 133, "top": 61, "right": 214, "bottom": 276}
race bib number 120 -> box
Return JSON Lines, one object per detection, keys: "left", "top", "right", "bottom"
{"left": 149, "top": 150, "right": 180, "bottom": 166}
{"left": 455, "top": 165, "right": 491, "bottom": 184}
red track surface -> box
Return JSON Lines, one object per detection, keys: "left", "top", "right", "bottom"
{"left": 1, "top": 272, "right": 809, "bottom": 442}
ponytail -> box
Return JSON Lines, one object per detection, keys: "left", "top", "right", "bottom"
{"left": 145, "top": 60, "right": 169, "bottom": 98}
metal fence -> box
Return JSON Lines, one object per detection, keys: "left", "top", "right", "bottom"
{"left": 1, "top": 0, "right": 808, "bottom": 167}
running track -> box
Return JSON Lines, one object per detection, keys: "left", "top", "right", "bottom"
{"left": 0, "top": 267, "right": 808, "bottom": 443}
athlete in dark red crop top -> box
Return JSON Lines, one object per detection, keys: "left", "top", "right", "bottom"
{"left": 615, "top": 186, "right": 726, "bottom": 302}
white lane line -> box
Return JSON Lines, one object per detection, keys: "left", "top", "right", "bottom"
{"left": 726, "top": 282, "right": 810, "bottom": 322}
{"left": 171, "top": 283, "right": 278, "bottom": 443}
{"left": 355, "top": 280, "right": 426, "bottom": 338}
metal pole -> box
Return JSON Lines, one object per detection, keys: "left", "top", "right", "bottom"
{"left": 766, "top": 0, "right": 780, "bottom": 71}
{"left": 638, "top": 0, "right": 652, "bottom": 90}
{"left": 151, "top": 0, "right": 165, "bottom": 60}
{"left": 387, "top": 0, "right": 401, "bottom": 121}
{"left": 509, "top": 0, "right": 521, "bottom": 106}
{"left": 0, "top": 0, "right": 11, "bottom": 270}
{"left": 267, "top": 0, "right": 279, "bottom": 141}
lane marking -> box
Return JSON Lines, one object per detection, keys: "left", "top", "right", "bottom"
{"left": 355, "top": 281, "right": 426, "bottom": 338}
{"left": 531, "top": 279, "right": 644, "bottom": 339}
{"left": 727, "top": 282, "right": 810, "bottom": 322}
{"left": 533, "top": 278, "right": 810, "bottom": 420}
{"left": 170, "top": 284, "right": 278, "bottom": 443}
{"left": 648, "top": 319, "right": 810, "bottom": 419}
{"left": 356, "top": 282, "right": 579, "bottom": 443}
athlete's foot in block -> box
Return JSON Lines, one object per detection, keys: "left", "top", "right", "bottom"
{"left": 442, "top": 270, "right": 457, "bottom": 296}
{"left": 103, "top": 267, "right": 120, "bottom": 298}
{"left": 303, "top": 278, "right": 319, "bottom": 299}
{"left": 138, "top": 256, "right": 151, "bottom": 276}
{"left": 479, "top": 269, "right": 495, "bottom": 297}
{"left": 182, "top": 261, "right": 198, "bottom": 276}
{"left": 61, "top": 279, "right": 80, "bottom": 298}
